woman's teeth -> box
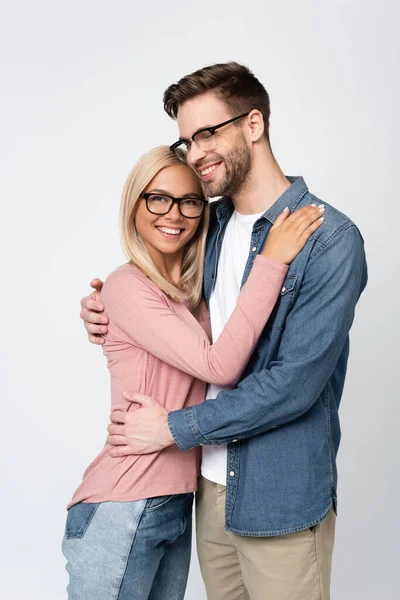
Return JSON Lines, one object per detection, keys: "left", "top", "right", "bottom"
{"left": 157, "top": 227, "right": 182, "bottom": 236}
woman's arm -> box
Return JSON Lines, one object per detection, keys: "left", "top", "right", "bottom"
{"left": 101, "top": 256, "right": 287, "bottom": 386}
{"left": 102, "top": 205, "right": 324, "bottom": 386}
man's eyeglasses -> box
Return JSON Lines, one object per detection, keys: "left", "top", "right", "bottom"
{"left": 169, "top": 112, "right": 250, "bottom": 158}
{"left": 141, "top": 193, "right": 207, "bottom": 219}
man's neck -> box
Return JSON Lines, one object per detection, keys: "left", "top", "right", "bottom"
{"left": 231, "top": 147, "right": 291, "bottom": 215}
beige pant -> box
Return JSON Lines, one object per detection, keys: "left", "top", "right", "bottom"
{"left": 196, "top": 476, "right": 336, "bottom": 600}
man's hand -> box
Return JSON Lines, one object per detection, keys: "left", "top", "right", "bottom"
{"left": 80, "top": 279, "right": 108, "bottom": 345}
{"left": 107, "top": 392, "right": 175, "bottom": 456}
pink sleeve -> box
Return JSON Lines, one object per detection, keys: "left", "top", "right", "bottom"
{"left": 101, "top": 256, "right": 288, "bottom": 386}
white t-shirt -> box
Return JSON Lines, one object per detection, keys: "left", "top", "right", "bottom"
{"left": 201, "top": 208, "right": 265, "bottom": 486}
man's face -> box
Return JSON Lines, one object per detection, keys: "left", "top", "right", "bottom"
{"left": 177, "top": 93, "right": 252, "bottom": 198}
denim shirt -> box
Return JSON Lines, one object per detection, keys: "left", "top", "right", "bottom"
{"left": 168, "top": 176, "right": 368, "bottom": 536}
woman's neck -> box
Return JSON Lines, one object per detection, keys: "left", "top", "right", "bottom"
{"left": 147, "top": 246, "right": 184, "bottom": 285}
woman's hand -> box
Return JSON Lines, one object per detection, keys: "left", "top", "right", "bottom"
{"left": 262, "top": 204, "right": 325, "bottom": 265}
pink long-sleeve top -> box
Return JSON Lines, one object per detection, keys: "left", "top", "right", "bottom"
{"left": 68, "top": 255, "right": 288, "bottom": 507}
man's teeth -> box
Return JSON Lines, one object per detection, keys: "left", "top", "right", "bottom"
{"left": 158, "top": 227, "right": 181, "bottom": 235}
{"left": 201, "top": 164, "right": 219, "bottom": 176}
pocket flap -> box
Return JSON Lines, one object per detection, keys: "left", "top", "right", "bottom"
{"left": 280, "top": 274, "right": 297, "bottom": 296}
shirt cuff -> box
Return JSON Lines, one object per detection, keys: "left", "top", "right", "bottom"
{"left": 167, "top": 406, "right": 206, "bottom": 451}
{"left": 254, "top": 253, "right": 289, "bottom": 275}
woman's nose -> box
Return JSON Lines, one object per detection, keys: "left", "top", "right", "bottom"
{"left": 165, "top": 202, "right": 183, "bottom": 220}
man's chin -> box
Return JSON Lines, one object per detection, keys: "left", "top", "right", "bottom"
{"left": 204, "top": 180, "right": 227, "bottom": 199}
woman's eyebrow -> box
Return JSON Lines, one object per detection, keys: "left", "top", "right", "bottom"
{"left": 147, "top": 189, "right": 203, "bottom": 198}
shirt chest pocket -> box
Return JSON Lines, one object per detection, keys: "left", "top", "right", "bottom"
{"left": 270, "top": 273, "right": 298, "bottom": 334}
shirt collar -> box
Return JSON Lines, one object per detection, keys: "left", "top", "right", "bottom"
{"left": 216, "top": 176, "right": 309, "bottom": 224}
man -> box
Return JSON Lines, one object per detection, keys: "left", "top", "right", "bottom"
{"left": 81, "top": 62, "right": 367, "bottom": 599}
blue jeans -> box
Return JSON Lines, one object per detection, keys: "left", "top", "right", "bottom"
{"left": 62, "top": 493, "right": 193, "bottom": 600}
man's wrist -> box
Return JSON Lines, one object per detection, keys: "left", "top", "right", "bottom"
{"left": 162, "top": 412, "right": 175, "bottom": 448}
{"left": 167, "top": 406, "right": 205, "bottom": 451}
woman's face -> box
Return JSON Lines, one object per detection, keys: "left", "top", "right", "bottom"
{"left": 135, "top": 164, "right": 204, "bottom": 261}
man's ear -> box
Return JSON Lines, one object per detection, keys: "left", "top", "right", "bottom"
{"left": 246, "top": 109, "right": 265, "bottom": 143}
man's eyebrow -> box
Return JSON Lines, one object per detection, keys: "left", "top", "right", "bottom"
{"left": 178, "top": 124, "right": 214, "bottom": 141}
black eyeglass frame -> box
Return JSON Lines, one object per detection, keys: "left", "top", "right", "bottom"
{"left": 169, "top": 111, "right": 251, "bottom": 154}
{"left": 141, "top": 193, "right": 208, "bottom": 219}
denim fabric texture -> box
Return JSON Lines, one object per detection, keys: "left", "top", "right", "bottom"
{"left": 168, "top": 176, "right": 368, "bottom": 536}
{"left": 62, "top": 493, "right": 193, "bottom": 599}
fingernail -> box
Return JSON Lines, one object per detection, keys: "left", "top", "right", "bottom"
{"left": 319, "top": 217, "right": 325, "bottom": 222}
{"left": 318, "top": 204, "right": 325, "bottom": 209}
{"left": 319, "top": 206, "right": 325, "bottom": 212}
{"left": 282, "top": 207, "right": 289, "bottom": 212}
{"left": 311, "top": 203, "right": 317, "bottom": 207}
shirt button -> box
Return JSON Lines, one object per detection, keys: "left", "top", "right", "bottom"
{"left": 281, "top": 286, "right": 286, "bottom": 293}
{"left": 230, "top": 471, "right": 235, "bottom": 477}
{"left": 252, "top": 246, "right": 257, "bottom": 252}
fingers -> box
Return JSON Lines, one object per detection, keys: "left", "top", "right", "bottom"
{"left": 109, "top": 445, "right": 137, "bottom": 458}
{"left": 270, "top": 207, "right": 289, "bottom": 231}
{"left": 80, "top": 303, "right": 108, "bottom": 325}
{"left": 288, "top": 204, "right": 325, "bottom": 235}
{"left": 299, "top": 215, "right": 325, "bottom": 241}
{"left": 80, "top": 296, "right": 106, "bottom": 315}
{"left": 88, "top": 334, "right": 105, "bottom": 345}
{"left": 90, "top": 278, "right": 104, "bottom": 292}
{"left": 80, "top": 292, "right": 108, "bottom": 344}
{"left": 83, "top": 321, "right": 108, "bottom": 337}
{"left": 107, "top": 434, "right": 126, "bottom": 446}
{"left": 110, "top": 410, "right": 127, "bottom": 424}
{"left": 107, "top": 423, "right": 125, "bottom": 435}
{"left": 122, "top": 391, "right": 151, "bottom": 404}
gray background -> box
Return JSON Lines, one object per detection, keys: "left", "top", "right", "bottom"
{"left": 1, "top": 0, "right": 398, "bottom": 598}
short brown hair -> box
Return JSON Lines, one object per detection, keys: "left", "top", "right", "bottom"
{"left": 163, "top": 62, "right": 271, "bottom": 142}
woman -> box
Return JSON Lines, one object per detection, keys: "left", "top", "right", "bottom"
{"left": 62, "top": 146, "right": 324, "bottom": 600}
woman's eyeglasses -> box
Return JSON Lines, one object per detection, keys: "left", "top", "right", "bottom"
{"left": 141, "top": 193, "right": 207, "bottom": 218}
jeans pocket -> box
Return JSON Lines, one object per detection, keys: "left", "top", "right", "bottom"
{"left": 145, "top": 495, "right": 174, "bottom": 511}
{"left": 65, "top": 502, "right": 100, "bottom": 539}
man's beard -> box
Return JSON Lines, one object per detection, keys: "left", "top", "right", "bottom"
{"left": 205, "top": 135, "right": 252, "bottom": 198}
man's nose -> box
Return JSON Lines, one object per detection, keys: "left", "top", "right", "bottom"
{"left": 187, "top": 143, "right": 207, "bottom": 168}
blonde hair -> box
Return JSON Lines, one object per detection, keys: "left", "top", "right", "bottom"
{"left": 120, "top": 146, "right": 209, "bottom": 310}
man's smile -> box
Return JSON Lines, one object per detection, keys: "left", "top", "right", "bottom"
{"left": 198, "top": 161, "right": 222, "bottom": 181}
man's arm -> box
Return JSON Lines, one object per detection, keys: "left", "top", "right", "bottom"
{"left": 167, "top": 224, "right": 368, "bottom": 450}
{"left": 80, "top": 279, "right": 108, "bottom": 344}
